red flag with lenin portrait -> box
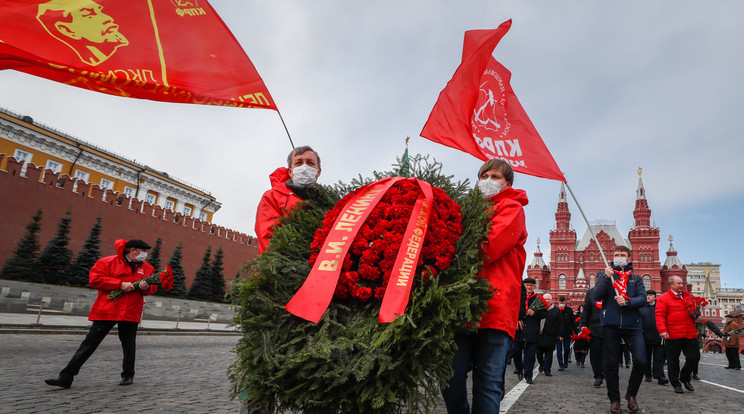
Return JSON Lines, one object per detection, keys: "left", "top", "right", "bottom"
{"left": 0, "top": 0, "right": 276, "bottom": 110}
{"left": 421, "top": 20, "right": 565, "bottom": 182}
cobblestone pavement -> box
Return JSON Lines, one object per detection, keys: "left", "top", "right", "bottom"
{"left": 0, "top": 334, "right": 242, "bottom": 414}
{"left": 1, "top": 331, "right": 742, "bottom": 413}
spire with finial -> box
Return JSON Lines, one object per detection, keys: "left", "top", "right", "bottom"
{"left": 529, "top": 238, "right": 548, "bottom": 269}
{"left": 633, "top": 167, "right": 652, "bottom": 228}
{"left": 636, "top": 167, "right": 646, "bottom": 200}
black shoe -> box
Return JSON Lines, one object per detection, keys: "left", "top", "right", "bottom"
{"left": 517, "top": 372, "right": 523, "bottom": 380}
{"left": 581, "top": 362, "right": 585, "bottom": 368}
{"left": 538, "top": 364, "right": 543, "bottom": 373}
{"left": 625, "top": 364, "right": 630, "bottom": 368}
{"left": 725, "top": 366, "right": 732, "bottom": 369}
{"left": 119, "top": 377, "right": 133, "bottom": 386}
{"left": 593, "top": 378, "right": 603, "bottom": 387}
{"left": 645, "top": 377, "right": 652, "bottom": 382}
{"left": 658, "top": 378, "right": 669, "bottom": 385}
{"left": 682, "top": 381, "right": 694, "bottom": 392}
{"left": 559, "top": 367, "right": 565, "bottom": 371}
{"left": 544, "top": 372, "right": 553, "bottom": 376}
{"left": 525, "top": 378, "right": 534, "bottom": 384}
{"left": 673, "top": 385, "right": 684, "bottom": 394}
{"left": 513, "top": 368, "right": 520, "bottom": 374}
{"left": 692, "top": 374, "right": 700, "bottom": 380}
{"left": 45, "top": 377, "right": 72, "bottom": 388}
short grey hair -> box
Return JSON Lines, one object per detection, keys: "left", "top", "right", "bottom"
{"left": 286, "top": 145, "right": 321, "bottom": 169}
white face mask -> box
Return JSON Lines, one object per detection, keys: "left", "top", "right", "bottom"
{"left": 291, "top": 164, "right": 319, "bottom": 187}
{"left": 613, "top": 257, "right": 628, "bottom": 267}
{"left": 136, "top": 251, "right": 148, "bottom": 262}
{"left": 477, "top": 179, "right": 504, "bottom": 198}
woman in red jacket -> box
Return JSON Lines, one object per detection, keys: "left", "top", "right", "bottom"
{"left": 441, "top": 159, "right": 528, "bottom": 414}
{"left": 45, "top": 239, "right": 157, "bottom": 388}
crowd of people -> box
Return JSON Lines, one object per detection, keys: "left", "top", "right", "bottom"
{"left": 42, "top": 146, "right": 742, "bottom": 414}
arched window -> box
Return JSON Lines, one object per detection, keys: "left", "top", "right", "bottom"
{"left": 559, "top": 274, "right": 567, "bottom": 290}
{"left": 643, "top": 275, "right": 651, "bottom": 290}
{"left": 589, "top": 274, "right": 596, "bottom": 288}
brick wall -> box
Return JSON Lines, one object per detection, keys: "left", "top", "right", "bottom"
{"left": 0, "top": 154, "right": 258, "bottom": 288}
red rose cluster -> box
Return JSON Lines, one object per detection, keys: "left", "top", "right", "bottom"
{"left": 309, "top": 179, "right": 463, "bottom": 303}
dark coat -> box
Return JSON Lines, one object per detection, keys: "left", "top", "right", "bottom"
{"left": 538, "top": 306, "right": 563, "bottom": 350}
{"left": 581, "top": 287, "right": 603, "bottom": 338}
{"left": 558, "top": 305, "right": 575, "bottom": 337}
{"left": 639, "top": 302, "right": 662, "bottom": 345}
{"left": 594, "top": 264, "right": 646, "bottom": 330}
{"left": 522, "top": 294, "right": 547, "bottom": 343}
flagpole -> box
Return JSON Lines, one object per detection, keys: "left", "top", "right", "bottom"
{"left": 277, "top": 111, "right": 295, "bottom": 149}
{"left": 562, "top": 181, "right": 627, "bottom": 298}
{"left": 563, "top": 181, "right": 613, "bottom": 266}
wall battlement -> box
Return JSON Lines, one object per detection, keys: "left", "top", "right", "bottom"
{"left": 0, "top": 153, "right": 257, "bottom": 287}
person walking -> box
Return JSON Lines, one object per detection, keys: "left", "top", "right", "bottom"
{"left": 45, "top": 239, "right": 157, "bottom": 388}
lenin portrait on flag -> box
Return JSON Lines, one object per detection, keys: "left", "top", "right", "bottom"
{"left": 37, "top": 0, "right": 129, "bottom": 66}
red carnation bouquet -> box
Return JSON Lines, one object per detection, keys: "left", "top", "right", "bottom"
{"left": 570, "top": 326, "right": 592, "bottom": 342}
{"left": 528, "top": 294, "right": 548, "bottom": 312}
{"left": 308, "top": 179, "right": 463, "bottom": 303}
{"left": 108, "top": 265, "right": 174, "bottom": 301}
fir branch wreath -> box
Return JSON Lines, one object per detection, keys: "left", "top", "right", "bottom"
{"left": 228, "top": 155, "right": 493, "bottom": 413}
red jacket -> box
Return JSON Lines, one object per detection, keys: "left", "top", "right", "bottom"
{"left": 476, "top": 187, "right": 528, "bottom": 338}
{"left": 88, "top": 239, "right": 157, "bottom": 323}
{"left": 255, "top": 167, "right": 305, "bottom": 254}
{"left": 655, "top": 290, "right": 697, "bottom": 340}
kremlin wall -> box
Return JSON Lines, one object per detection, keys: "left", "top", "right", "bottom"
{"left": 0, "top": 153, "right": 258, "bottom": 288}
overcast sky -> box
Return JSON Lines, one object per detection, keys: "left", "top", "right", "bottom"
{"left": 1, "top": 1, "right": 742, "bottom": 288}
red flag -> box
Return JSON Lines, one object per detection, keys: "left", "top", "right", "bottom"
{"left": 420, "top": 20, "right": 565, "bottom": 182}
{"left": 0, "top": 0, "right": 276, "bottom": 110}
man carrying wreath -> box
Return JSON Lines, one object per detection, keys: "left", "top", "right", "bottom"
{"left": 441, "top": 159, "right": 529, "bottom": 413}
{"left": 255, "top": 146, "right": 322, "bottom": 254}
{"left": 45, "top": 239, "right": 157, "bottom": 388}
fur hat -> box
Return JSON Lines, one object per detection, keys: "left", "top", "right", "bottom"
{"left": 125, "top": 239, "right": 151, "bottom": 250}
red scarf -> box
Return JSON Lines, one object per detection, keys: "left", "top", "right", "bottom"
{"left": 526, "top": 293, "right": 535, "bottom": 313}
{"left": 612, "top": 269, "right": 633, "bottom": 300}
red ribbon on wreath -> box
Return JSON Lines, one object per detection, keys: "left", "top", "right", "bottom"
{"left": 285, "top": 177, "right": 434, "bottom": 323}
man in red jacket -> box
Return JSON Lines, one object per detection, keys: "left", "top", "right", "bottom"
{"left": 441, "top": 159, "right": 528, "bottom": 414}
{"left": 655, "top": 275, "right": 701, "bottom": 394}
{"left": 254, "top": 146, "right": 321, "bottom": 254}
{"left": 45, "top": 239, "right": 157, "bottom": 388}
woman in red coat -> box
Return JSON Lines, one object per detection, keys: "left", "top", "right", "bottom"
{"left": 45, "top": 239, "right": 156, "bottom": 388}
{"left": 441, "top": 159, "right": 528, "bottom": 414}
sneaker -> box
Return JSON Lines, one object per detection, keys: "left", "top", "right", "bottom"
{"left": 559, "top": 367, "right": 565, "bottom": 371}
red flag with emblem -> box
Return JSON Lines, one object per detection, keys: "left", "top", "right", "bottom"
{"left": 420, "top": 20, "right": 565, "bottom": 182}
{"left": 0, "top": 0, "right": 276, "bottom": 110}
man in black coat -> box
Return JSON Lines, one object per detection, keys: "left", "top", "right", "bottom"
{"left": 582, "top": 286, "right": 605, "bottom": 388}
{"left": 556, "top": 296, "right": 575, "bottom": 371}
{"left": 522, "top": 277, "right": 547, "bottom": 384}
{"left": 537, "top": 293, "right": 562, "bottom": 377}
{"left": 639, "top": 290, "right": 668, "bottom": 385}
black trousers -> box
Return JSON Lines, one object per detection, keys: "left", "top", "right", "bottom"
{"left": 60, "top": 320, "right": 139, "bottom": 380}
{"left": 644, "top": 342, "right": 666, "bottom": 379}
{"left": 589, "top": 336, "right": 605, "bottom": 380}
{"left": 664, "top": 337, "right": 699, "bottom": 386}
{"left": 725, "top": 347, "right": 741, "bottom": 369}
